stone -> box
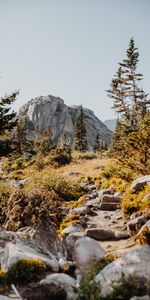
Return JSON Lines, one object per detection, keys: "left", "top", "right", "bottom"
{"left": 63, "top": 232, "right": 85, "bottom": 260}
{"left": 73, "top": 236, "right": 106, "bottom": 276}
{"left": 19, "top": 95, "right": 112, "bottom": 150}
{"left": 1, "top": 242, "right": 59, "bottom": 272}
{"left": 86, "top": 228, "right": 115, "bottom": 241}
{"left": 69, "top": 206, "right": 91, "bottom": 216}
{"left": 98, "top": 188, "right": 112, "bottom": 199}
{"left": 114, "top": 230, "right": 130, "bottom": 240}
{"left": 100, "top": 202, "right": 119, "bottom": 211}
{"left": 130, "top": 297, "right": 150, "bottom": 300}
{"left": 131, "top": 175, "right": 150, "bottom": 192}
{"left": 61, "top": 224, "right": 83, "bottom": 236}
{"left": 127, "top": 216, "right": 147, "bottom": 234}
{"left": 40, "top": 273, "right": 76, "bottom": 300}
{"left": 101, "top": 194, "right": 121, "bottom": 204}
{"left": 21, "top": 282, "right": 66, "bottom": 300}
{"left": 0, "top": 296, "right": 19, "bottom": 300}
{"left": 95, "top": 245, "right": 150, "bottom": 297}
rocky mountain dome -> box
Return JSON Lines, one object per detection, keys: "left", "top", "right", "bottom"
{"left": 19, "top": 95, "right": 112, "bottom": 150}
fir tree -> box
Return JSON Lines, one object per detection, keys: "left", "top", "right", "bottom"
{"left": 106, "top": 38, "right": 150, "bottom": 131}
{"left": 34, "top": 126, "right": 53, "bottom": 155}
{"left": 13, "top": 117, "right": 31, "bottom": 154}
{"left": 0, "top": 91, "right": 18, "bottom": 135}
{"left": 73, "top": 105, "right": 88, "bottom": 152}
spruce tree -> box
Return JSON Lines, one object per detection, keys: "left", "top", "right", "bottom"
{"left": 0, "top": 91, "right": 18, "bottom": 135}
{"left": 34, "top": 126, "right": 53, "bottom": 155}
{"left": 107, "top": 38, "right": 150, "bottom": 131}
{"left": 13, "top": 117, "right": 31, "bottom": 155}
{"left": 73, "top": 105, "right": 88, "bottom": 152}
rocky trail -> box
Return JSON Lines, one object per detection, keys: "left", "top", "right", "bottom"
{"left": 0, "top": 169, "right": 150, "bottom": 299}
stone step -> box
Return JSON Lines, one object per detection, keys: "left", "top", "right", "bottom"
{"left": 101, "top": 195, "right": 121, "bottom": 204}
{"left": 100, "top": 202, "right": 119, "bottom": 211}
{"left": 86, "top": 228, "right": 115, "bottom": 241}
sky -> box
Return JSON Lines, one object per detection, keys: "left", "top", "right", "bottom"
{"left": 0, "top": 0, "right": 150, "bottom": 121}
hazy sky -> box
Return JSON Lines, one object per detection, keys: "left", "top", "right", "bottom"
{"left": 0, "top": 0, "right": 150, "bottom": 121}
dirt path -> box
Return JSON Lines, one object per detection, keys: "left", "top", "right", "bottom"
{"left": 85, "top": 208, "right": 139, "bottom": 257}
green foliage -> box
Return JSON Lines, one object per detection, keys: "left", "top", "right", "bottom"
{"left": 48, "top": 148, "right": 72, "bottom": 166}
{"left": 73, "top": 105, "right": 88, "bottom": 152}
{"left": 77, "top": 258, "right": 110, "bottom": 300}
{"left": 105, "top": 274, "right": 150, "bottom": 300}
{"left": 26, "top": 169, "right": 83, "bottom": 201}
{"left": 0, "top": 181, "right": 11, "bottom": 207}
{"left": 6, "top": 259, "right": 46, "bottom": 284}
{"left": 34, "top": 125, "right": 54, "bottom": 155}
{"left": 0, "top": 91, "right": 18, "bottom": 136}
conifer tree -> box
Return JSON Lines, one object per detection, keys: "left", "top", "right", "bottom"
{"left": 73, "top": 105, "right": 88, "bottom": 152}
{"left": 107, "top": 38, "right": 150, "bottom": 131}
{"left": 34, "top": 126, "right": 53, "bottom": 155}
{"left": 0, "top": 91, "right": 18, "bottom": 135}
{"left": 13, "top": 117, "right": 31, "bottom": 154}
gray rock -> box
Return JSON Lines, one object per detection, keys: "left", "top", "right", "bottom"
{"left": 0, "top": 296, "right": 19, "bottom": 300}
{"left": 1, "top": 242, "right": 59, "bottom": 272}
{"left": 74, "top": 236, "right": 106, "bottom": 276}
{"left": 114, "top": 191, "right": 122, "bottom": 197}
{"left": 40, "top": 273, "right": 76, "bottom": 300}
{"left": 130, "top": 296, "right": 150, "bottom": 300}
{"left": 127, "top": 216, "right": 147, "bottom": 234}
{"left": 19, "top": 95, "right": 112, "bottom": 150}
{"left": 98, "top": 188, "right": 112, "bottom": 199}
{"left": 64, "top": 232, "right": 85, "bottom": 260}
{"left": 69, "top": 206, "right": 91, "bottom": 216}
{"left": 95, "top": 245, "right": 150, "bottom": 297}
{"left": 61, "top": 224, "right": 83, "bottom": 236}
{"left": 86, "top": 228, "right": 115, "bottom": 241}
{"left": 131, "top": 175, "right": 150, "bottom": 192}
{"left": 84, "top": 198, "right": 100, "bottom": 208}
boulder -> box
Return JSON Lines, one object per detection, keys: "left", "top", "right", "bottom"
{"left": 130, "top": 297, "right": 150, "bottom": 300}
{"left": 21, "top": 282, "right": 66, "bottom": 300}
{"left": 73, "top": 236, "right": 106, "bottom": 277}
{"left": 86, "top": 228, "right": 115, "bottom": 241}
{"left": 40, "top": 273, "right": 76, "bottom": 300}
{"left": 69, "top": 206, "right": 91, "bottom": 216}
{"left": 100, "top": 202, "right": 119, "bottom": 211}
{"left": 114, "top": 230, "right": 130, "bottom": 240}
{"left": 1, "top": 242, "right": 59, "bottom": 272}
{"left": 98, "top": 188, "right": 112, "bottom": 199}
{"left": 101, "top": 194, "right": 121, "bottom": 204}
{"left": 131, "top": 175, "right": 150, "bottom": 192}
{"left": 63, "top": 232, "right": 85, "bottom": 260}
{"left": 127, "top": 216, "right": 147, "bottom": 234}
{"left": 0, "top": 296, "right": 19, "bottom": 300}
{"left": 95, "top": 245, "right": 150, "bottom": 297}
{"left": 61, "top": 224, "right": 83, "bottom": 236}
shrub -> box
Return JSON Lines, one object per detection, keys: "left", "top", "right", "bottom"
{"left": 29, "top": 169, "right": 84, "bottom": 201}
{"left": 121, "top": 186, "right": 150, "bottom": 216}
{"left": 77, "top": 258, "right": 111, "bottom": 300}
{"left": 48, "top": 148, "right": 72, "bottom": 166}
{"left": 0, "top": 182, "right": 11, "bottom": 207}
{"left": 6, "top": 259, "right": 46, "bottom": 284}
{"left": 72, "top": 151, "right": 97, "bottom": 161}
{"left": 105, "top": 274, "right": 150, "bottom": 300}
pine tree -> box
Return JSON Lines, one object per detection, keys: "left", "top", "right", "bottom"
{"left": 73, "top": 105, "right": 88, "bottom": 152}
{"left": 34, "top": 126, "right": 53, "bottom": 155}
{"left": 13, "top": 117, "right": 31, "bottom": 154}
{"left": 94, "top": 133, "right": 104, "bottom": 154}
{"left": 0, "top": 91, "right": 18, "bottom": 135}
{"left": 106, "top": 38, "right": 150, "bottom": 131}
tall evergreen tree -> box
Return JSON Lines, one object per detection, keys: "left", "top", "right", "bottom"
{"left": 13, "top": 117, "right": 31, "bottom": 154}
{"left": 34, "top": 126, "right": 53, "bottom": 155}
{"left": 73, "top": 105, "right": 88, "bottom": 152}
{"left": 0, "top": 91, "right": 18, "bottom": 135}
{"left": 106, "top": 38, "right": 150, "bottom": 131}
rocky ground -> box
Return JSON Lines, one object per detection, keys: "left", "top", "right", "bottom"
{"left": 0, "top": 163, "right": 150, "bottom": 299}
